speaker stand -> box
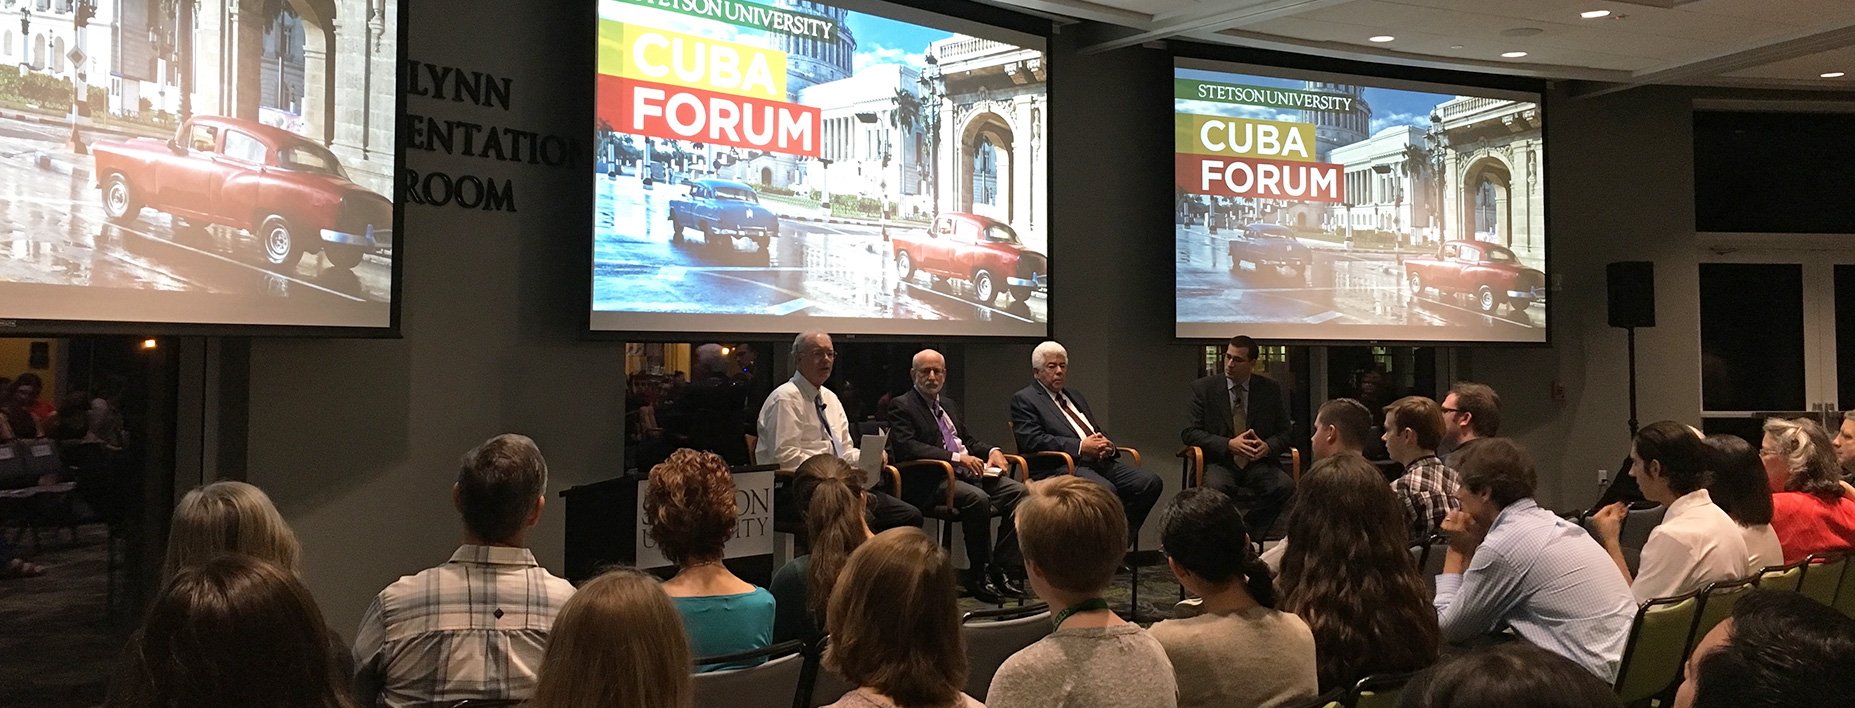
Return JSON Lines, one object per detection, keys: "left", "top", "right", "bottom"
{"left": 1626, "top": 326, "right": 1639, "bottom": 437}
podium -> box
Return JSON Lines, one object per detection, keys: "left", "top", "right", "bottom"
{"left": 560, "top": 463, "right": 779, "bottom": 586}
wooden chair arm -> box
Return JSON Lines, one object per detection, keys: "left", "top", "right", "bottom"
{"left": 1030, "top": 451, "right": 1076, "bottom": 476}
{"left": 1177, "top": 446, "right": 1205, "bottom": 489}
{"left": 892, "top": 459, "right": 958, "bottom": 510}
{"left": 1289, "top": 448, "right": 1302, "bottom": 483}
{"left": 1002, "top": 454, "right": 1030, "bottom": 482}
{"left": 1120, "top": 446, "right": 1141, "bottom": 468}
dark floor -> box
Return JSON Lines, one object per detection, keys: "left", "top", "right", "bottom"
{"left": 957, "top": 553, "right": 1190, "bottom": 625}
{"left": 0, "top": 525, "right": 125, "bottom": 708}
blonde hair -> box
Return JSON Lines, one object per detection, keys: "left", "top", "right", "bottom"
{"left": 825, "top": 528, "right": 967, "bottom": 708}
{"left": 164, "top": 481, "right": 301, "bottom": 581}
{"left": 1016, "top": 475, "right": 1126, "bottom": 594}
{"left": 529, "top": 567, "right": 692, "bottom": 708}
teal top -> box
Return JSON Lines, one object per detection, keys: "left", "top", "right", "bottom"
{"left": 674, "top": 587, "right": 777, "bottom": 673}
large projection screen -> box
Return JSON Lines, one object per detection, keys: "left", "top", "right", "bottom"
{"left": 1174, "top": 58, "right": 1546, "bottom": 344}
{"left": 590, "top": 0, "right": 1049, "bottom": 337}
{"left": 0, "top": 1, "right": 400, "bottom": 333}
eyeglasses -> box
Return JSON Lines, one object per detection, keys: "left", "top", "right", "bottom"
{"left": 807, "top": 349, "right": 837, "bottom": 360}
{"left": 1759, "top": 448, "right": 1782, "bottom": 458}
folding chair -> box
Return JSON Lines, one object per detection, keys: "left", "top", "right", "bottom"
{"left": 1690, "top": 575, "right": 1760, "bottom": 654}
{"left": 1613, "top": 589, "right": 1703, "bottom": 704}
{"left": 693, "top": 640, "right": 805, "bottom": 708}
{"left": 1350, "top": 671, "right": 1417, "bottom": 708}
{"left": 962, "top": 603, "right": 1052, "bottom": 701}
{"left": 1797, "top": 553, "right": 1846, "bottom": 607}
{"left": 1758, "top": 558, "right": 1807, "bottom": 592}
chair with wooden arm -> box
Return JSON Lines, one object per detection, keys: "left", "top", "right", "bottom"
{"left": 1006, "top": 423, "right": 1076, "bottom": 477}
{"left": 1176, "top": 444, "right": 1302, "bottom": 490}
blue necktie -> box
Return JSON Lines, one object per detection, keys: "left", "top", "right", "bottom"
{"left": 815, "top": 394, "right": 842, "bottom": 457}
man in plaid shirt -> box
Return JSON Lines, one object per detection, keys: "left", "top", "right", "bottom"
{"left": 1383, "top": 396, "right": 1462, "bottom": 544}
{"left": 354, "top": 434, "right": 576, "bottom": 707}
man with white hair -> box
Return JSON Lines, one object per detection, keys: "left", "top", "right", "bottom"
{"left": 756, "top": 330, "right": 922, "bottom": 531}
{"left": 1009, "top": 341, "right": 1163, "bottom": 543}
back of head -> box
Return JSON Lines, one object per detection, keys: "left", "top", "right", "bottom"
{"left": 1452, "top": 437, "right": 1536, "bottom": 508}
{"left": 1398, "top": 641, "right": 1620, "bottom": 708}
{"left": 826, "top": 528, "right": 966, "bottom": 708}
{"left": 1385, "top": 396, "right": 1445, "bottom": 452}
{"left": 1160, "top": 487, "right": 1274, "bottom": 607}
{"left": 111, "top": 554, "right": 349, "bottom": 708}
{"left": 644, "top": 448, "right": 738, "bottom": 566}
{"left": 1317, "top": 398, "right": 1376, "bottom": 452}
{"left": 1635, "top": 420, "right": 1709, "bottom": 496}
{"left": 1279, "top": 452, "right": 1438, "bottom": 689}
{"left": 1449, "top": 382, "right": 1501, "bottom": 438}
{"left": 457, "top": 434, "right": 549, "bottom": 544}
{"left": 530, "top": 567, "right": 692, "bottom": 708}
{"left": 1692, "top": 589, "right": 1855, "bottom": 708}
{"left": 794, "top": 453, "right": 867, "bottom": 620}
{"left": 165, "top": 480, "right": 301, "bottom": 581}
{"left": 1762, "top": 417, "right": 1843, "bottom": 500}
{"left": 1017, "top": 475, "right": 1127, "bottom": 595}
{"left": 1703, "top": 434, "right": 1774, "bottom": 526}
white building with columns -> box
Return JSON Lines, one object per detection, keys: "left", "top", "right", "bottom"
{"left": 927, "top": 35, "right": 1047, "bottom": 254}
{"left": 1433, "top": 96, "right": 1544, "bottom": 268}
{"left": 1327, "top": 125, "right": 1434, "bottom": 244}
{"left": 796, "top": 62, "right": 928, "bottom": 216}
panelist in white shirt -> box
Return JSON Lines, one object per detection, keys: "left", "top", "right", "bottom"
{"left": 1592, "top": 421, "right": 1752, "bottom": 603}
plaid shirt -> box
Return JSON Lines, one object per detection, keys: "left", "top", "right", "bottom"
{"left": 1393, "top": 455, "right": 1461, "bottom": 544}
{"left": 353, "top": 545, "right": 576, "bottom": 708}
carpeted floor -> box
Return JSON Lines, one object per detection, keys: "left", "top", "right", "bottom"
{"left": 0, "top": 525, "right": 126, "bottom": 708}
{"left": 956, "top": 554, "right": 1190, "bottom": 625}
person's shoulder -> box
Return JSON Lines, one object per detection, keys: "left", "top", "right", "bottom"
{"left": 537, "top": 568, "right": 577, "bottom": 599}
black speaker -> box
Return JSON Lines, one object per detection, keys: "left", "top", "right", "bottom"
{"left": 1607, "top": 261, "right": 1655, "bottom": 329}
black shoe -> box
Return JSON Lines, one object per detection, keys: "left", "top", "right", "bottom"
{"left": 989, "top": 568, "right": 1028, "bottom": 599}
{"left": 963, "top": 571, "right": 1004, "bottom": 604}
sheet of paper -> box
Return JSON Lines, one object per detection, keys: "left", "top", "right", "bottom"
{"left": 857, "top": 432, "right": 889, "bottom": 486}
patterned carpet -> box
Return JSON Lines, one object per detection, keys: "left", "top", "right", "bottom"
{"left": 0, "top": 525, "right": 126, "bottom": 708}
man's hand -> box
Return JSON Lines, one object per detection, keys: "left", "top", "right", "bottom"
{"left": 987, "top": 449, "right": 1010, "bottom": 475}
{"left": 1590, "top": 502, "right": 1627, "bottom": 545}
{"left": 1441, "top": 510, "right": 1487, "bottom": 556}
{"left": 959, "top": 454, "right": 987, "bottom": 478}
{"left": 1080, "top": 433, "right": 1111, "bottom": 460}
{"left": 1233, "top": 430, "right": 1267, "bottom": 463}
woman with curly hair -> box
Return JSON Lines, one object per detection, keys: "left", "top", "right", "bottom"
{"left": 645, "top": 448, "right": 775, "bottom": 672}
{"left": 1760, "top": 417, "right": 1855, "bottom": 563}
{"left": 1276, "top": 453, "right": 1440, "bottom": 692}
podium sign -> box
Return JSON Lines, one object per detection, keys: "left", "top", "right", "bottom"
{"left": 634, "top": 470, "right": 775, "bottom": 569}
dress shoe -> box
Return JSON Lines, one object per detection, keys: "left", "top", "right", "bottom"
{"left": 989, "top": 568, "right": 1029, "bottom": 599}
{"left": 963, "top": 570, "right": 1005, "bottom": 604}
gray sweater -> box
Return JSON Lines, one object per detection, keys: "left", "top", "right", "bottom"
{"left": 985, "top": 624, "right": 1178, "bottom": 708}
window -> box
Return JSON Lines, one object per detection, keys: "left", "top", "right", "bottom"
{"left": 187, "top": 124, "right": 219, "bottom": 152}
{"left": 222, "top": 131, "right": 266, "bottom": 164}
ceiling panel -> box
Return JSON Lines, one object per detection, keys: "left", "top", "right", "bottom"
{"left": 1722, "top": 44, "right": 1855, "bottom": 80}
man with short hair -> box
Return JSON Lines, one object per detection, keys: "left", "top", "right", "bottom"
{"left": 1675, "top": 589, "right": 1855, "bottom": 708}
{"left": 1181, "top": 335, "right": 1295, "bottom": 536}
{"left": 1012, "top": 341, "right": 1163, "bottom": 544}
{"left": 354, "top": 434, "right": 577, "bottom": 708}
{"left": 1833, "top": 410, "right": 1855, "bottom": 481}
{"left": 1434, "top": 437, "right": 1636, "bottom": 682}
{"left": 1310, "top": 398, "right": 1374, "bottom": 462}
{"left": 1383, "top": 396, "right": 1461, "bottom": 544}
{"left": 756, "top": 330, "right": 921, "bottom": 532}
{"left": 986, "top": 476, "right": 1179, "bottom": 708}
{"left": 889, "top": 348, "right": 1028, "bottom": 603}
{"left": 1440, "top": 382, "right": 1501, "bottom": 458}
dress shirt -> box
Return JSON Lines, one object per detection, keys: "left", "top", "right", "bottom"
{"left": 1039, "top": 382, "right": 1099, "bottom": 440}
{"left": 757, "top": 373, "right": 861, "bottom": 471}
{"left": 1629, "top": 489, "right": 1752, "bottom": 603}
{"left": 1433, "top": 498, "right": 1636, "bottom": 681}
{"left": 1742, "top": 523, "right": 1784, "bottom": 570}
{"left": 354, "top": 545, "right": 577, "bottom": 708}
{"left": 920, "top": 387, "right": 994, "bottom": 464}
{"left": 1393, "top": 455, "right": 1461, "bottom": 543}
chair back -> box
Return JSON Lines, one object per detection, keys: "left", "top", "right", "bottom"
{"left": 0, "top": 441, "right": 29, "bottom": 488}
{"left": 20, "top": 439, "right": 60, "bottom": 480}
{"left": 1613, "top": 590, "right": 1703, "bottom": 703}
{"left": 692, "top": 640, "right": 805, "bottom": 708}
{"left": 1758, "top": 558, "right": 1807, "bottom": 592}
{"left": 1618, "top": 502, "right": 1666, "bottom": 551}
{"left": 1691, "top": 575, "right": 1760, "bottom": 652}
{"left": 1798, "top": 554, "right": 1846, "bottom": 606}
{"left": 962, "top": 603, "right": 1053, "bottom": 701}
{"left": 1415, "top": 538, "right": 1448, "bottom": 598}
{"left": 1837, "top": 555, "right": 1855, "bottom": 617}
{"left": 1350, "top": 672, "right": 1415, "bottom": 708}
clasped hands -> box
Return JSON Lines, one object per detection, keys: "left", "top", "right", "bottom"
{"left": 1225, "top": 430, "right": 1269, "bottom": 464}
{"left": 957, "top": 449, "right": 1011, "bottom": 479}
{"left": 1080, "top": 433, "right": 1116, "bottom": 461}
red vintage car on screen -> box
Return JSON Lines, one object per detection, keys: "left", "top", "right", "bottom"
{"left": 92, "top": 116, "right": 393, "bottom": 270}
{"left": 1404, "top": 240, "right": 1545, "bottom": 314}
{"left": 892, "top": 212, "right": 1047, "bottom": 307}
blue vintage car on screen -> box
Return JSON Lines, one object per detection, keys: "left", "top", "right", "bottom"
{"left": 668, "top": 178, "right": 780, "bottom": 253}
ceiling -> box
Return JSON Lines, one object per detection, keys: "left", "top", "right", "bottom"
{"left": 982, "top": 0, "right": 1855, "bottom": 92}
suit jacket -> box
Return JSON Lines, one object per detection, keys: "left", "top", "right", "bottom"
{"left": 1182, "top": 373, "right": 1293, "bottom": 468}
{"left": 889, "top": 388, "right": 995, "bottom": 465}
{"left": 1010, "top": 382, "right": 1111, "bottom": 462}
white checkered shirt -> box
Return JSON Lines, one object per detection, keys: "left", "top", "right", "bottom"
{"left": 353, "top": 545, "right": 576, "bottom": 708}
{"left": 1393, "top": 455, "right": 1461, "bottom": 544}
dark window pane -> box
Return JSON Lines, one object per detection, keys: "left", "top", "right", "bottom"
{"left": 1839, "top": 266, "right": 1855, "bottom": 411}
{"left": 1700, "top": 263, "right": 1804, "bottom": 411}
{"left": 1695, "top": 111, "right": 1855, "bottom": 234}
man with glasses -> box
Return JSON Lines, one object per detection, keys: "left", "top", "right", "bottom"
{"left": 1440, "top": 382, "right": 1501, "bottom": 461}
{"left": 1182, "top": 335, "right": 1295, "bottom": 537}
{"left": 756, "top": 330, "right": 922, "bottom": 531}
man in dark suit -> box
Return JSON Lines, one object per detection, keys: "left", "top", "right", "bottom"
{"left": 889, "top": 349, "right": 1027, "bottom": 603}
{"left": 1009, "top": 341, "right": 1162, "bottom": 544}
{"left": 1182, "top": 335, "right": 1295, "bottom": 537}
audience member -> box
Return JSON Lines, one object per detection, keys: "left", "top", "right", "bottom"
{"left": 164, "top": 480, "right": 302, "bottom": 580}
{"left": 1834, "top": 410, "right": 1855, "bottom": 481}
{"left": 1760, "top": 417, "right": 1855, "bottom": 563}
{"left": 1703, "top": 434, "right": 1785, "bottom": 569}
{"left": 1, "top": 377, "right": 45, "bottom": 441}
{"left": 771, "top": 454, "right": 872, "bottom": 643}
{"left": 11, "top": 372, "right": 56, "bottom": 423}
{"left": 987, "top": 476, "right": 1178, "bottom": 708}
{"left": 1439, "top": 382, "right": 1499, "bottom": 459}
{"left": 1011, "top": 341, "right": 1163, "bottom": 547}
{"left": 1383, "top": 396, "right": 1461, "bottom": 543}
{"left": 822, "top": 528, "right": 980, "bottom": 708}
{"left": 1276, "top": 453, "right": 1440, "bottom": 692}
{"left": 1397, "top": 641, "right": 1622, "bottom": 708}
{"left": 1676, "top": 589, "right": 1855, "bottom": 708}
{"left": 1590, "top": 421, "right": 1751, "bottom": 602}
{"left": 107, "top": 554, "right": 355, "bottom": 708}
{"left": 1181, "top": 335, "right": 1295, "bottom": 537}
{"left": 1310, "top": 397, "right": 1373, "bottom": 462}
{"left": 354, "top": 434, "right": 575, "bottom": 707}
{"left": 528, "top": 567, "right": 692, "bottom": 708}
{"left": 1151, "top": 488, "right": 1317, "bottom": 708}
{"left": 646, "top": 448, "right": 776, "bottom": 671}
{"left": 1434, "top": 438, "right": 1635, "bottom": 681}
{"left": 757, "top": 330, "right": 922, "bottom": 532}
{"left": 657, "top": 343, "right": 753, "bottom": 466}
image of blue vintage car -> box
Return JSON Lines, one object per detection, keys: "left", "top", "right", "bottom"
{"left": 667, "top": 179, "right": 780, "bottom": 254}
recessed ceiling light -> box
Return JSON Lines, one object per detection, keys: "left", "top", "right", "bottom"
{"left": 1369, "top": 35, "right": 1395, "bottom": 42}
{"left": 1501, "top": 51, "right": 1529, "bottom": 58}
{"left": 1581, "top": 9, "right": 1611, "bottom": 18}
{"left": 1450, "top": 44, "right": 1465, "bottom": 50}
{"left": 1822, "top": 71, "right": 1847, "bottom": 78}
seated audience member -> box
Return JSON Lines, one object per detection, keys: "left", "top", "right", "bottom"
{"left": 355, "top": 434, "right": 575, "bottom": 707}
{"left": 1590, "top": 421, "right": 1750, "bottom": 602}
{"left": 1434, "top": 438, "right": 1635, "bottom": 681}
{"left": 771, "top": 454, "right": 872, "bottom": 643}
{"left": 1438, "top": 382, "right": 1499, "bottom": 460}
{"left": 1397, "top": 641, "right": 1622, "bottom": 708}
{"left": 987, "top": 476, "right": 1178, "bottom": 708}
{"left": 822, "top": 528, "right": 981, "bottom": 708}
{"left": 1150, "top": 488, "right": 1317, "bottom": 708}
{"left": 165, "top": 481, "right": 302, "bottom": 580}
{"left": 657, "top": 343, "right": 754, "bottom": 466}
{"left": 1277, "top": 453, "right": 1440, "bottom": 693}
{"left": 1676, "top": 589, "right": 1855, "bottom": 708}
{"left": 1703, "top": 434, "right": 1785, "bottom": 569}
{"left": 646, "top": 448, "right": 775, "bottom": 671}
{"left": 528, "top": 567, "right": 692, "bottom": 708}
{"left": 1761, "top": 417, "right": 1855, "bottom": 563}
{"left": 1012, "top": 341, "right": 1163, "bottom": 546}
{"left": 1834, "top": 410, "right": 1855, "bottom": 481}
{"left": 107, "top": 555, "right": 355, "bottom": 708}
{"left": 10, "top": 372, "right": 55, "bottom": 424}
{"left": 1181, "top": 335, "right": 1295, "bottom": 537}
{"left": 0, "top": 379, "right": 45, "bottom": 442}
{"left": 1382, "top": 396, "right": 1462, "bottom": 544}
{"left": 1310, "top": 397, "right": 1373, "bottom": 462}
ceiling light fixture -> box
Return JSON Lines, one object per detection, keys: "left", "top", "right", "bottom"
{"left": 1502, "top": 51, "right": 1529, "bottom": 58}
{"left": 1581, "top": 9, "right": 1611, "bottom": 18}
{"left": 1369, "top": 35, "right": 1395, "bottom": 42}
{"left": 1822, "top": 72, "right": 1847, "bottom": 78}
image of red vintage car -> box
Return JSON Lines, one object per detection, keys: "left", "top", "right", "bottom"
{"left": 93, "top": 115, "right": 393, "bottom": 270}
{"left": 892, "top": 212, "right": 1047, "bottom": 307}
{"left": 1404, "top": 240, "right": 1545, "bottom": 314}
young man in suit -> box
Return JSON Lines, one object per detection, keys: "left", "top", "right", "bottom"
{"left": 888, "top": 348, "right": 1027, "bottom": 603}
{"left": 1181, "top": 335, "right": 1295, "bottom": 538}
{"left": 1009, "top": 341, "right": 1163, "bottom": 545}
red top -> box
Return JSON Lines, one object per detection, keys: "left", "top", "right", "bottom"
{"left": 1770, "top": 491, "right": 1855, "bottom": 564}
